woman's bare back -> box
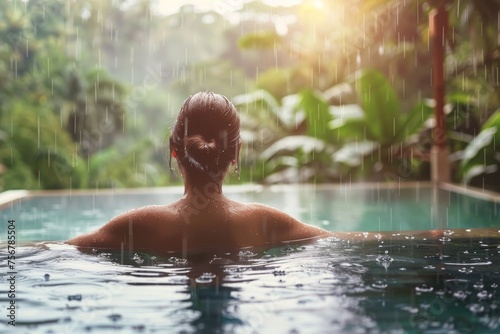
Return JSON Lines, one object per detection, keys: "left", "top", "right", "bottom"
{"left": 67, "top": 195, "right": 329, "bottom": 255}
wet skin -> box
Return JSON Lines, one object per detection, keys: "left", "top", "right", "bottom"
{"left": 67, "top": 190, "right": 329, "bottom": 255}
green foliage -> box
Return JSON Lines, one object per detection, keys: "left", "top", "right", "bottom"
{"left": 234, "top": 69, "right": 434, "bottom": 183}
{"left": 330, "top": 69, "right": 433, "bottom": 179}
{"left": 234, "top": 89, "right": 338, "bottom": 183}
{"left": 0, "top": 99, "right": 85, "bottom": 190}
{"left": 299, "top": 90, "right": 334, "bottom": 141}
{"left": 460, "top": 111, "right": 500, "bottom": 189}
{"left": 355, "top": 69, "right": 400, "bottom": 143}
{"left": 1, "top": 0, "right": 499, "bottom": 190}
{"left": 86, "top": 140, "right": 165, "bottom": 188}
{"left": 238, "top": 31, "right": 281, "bottom": 49}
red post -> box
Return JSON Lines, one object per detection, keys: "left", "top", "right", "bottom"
{"left": 429, "top": 5, "right": 450, "bottom": 183}
{"left": 430, "top": 5, "right": 448, "bottom": 147}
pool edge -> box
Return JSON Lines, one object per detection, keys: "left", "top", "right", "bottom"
{"left": 1, "top": 182, "right": 499, "bottom": 208}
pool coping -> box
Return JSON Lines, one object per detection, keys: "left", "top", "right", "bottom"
{"left": 1, "top": 182, "right": 499, "bottom": 210}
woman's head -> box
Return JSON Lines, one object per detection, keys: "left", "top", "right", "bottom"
{"left": 170, "top": 92, "right": 240, "bottom": 183}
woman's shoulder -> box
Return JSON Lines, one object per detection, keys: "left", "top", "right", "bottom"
{"left": 67, "top": 204, "right": 182, "bottom": 252}
{"left": 231, "top": 200, "right": 330, "bottom": 241}
{"left": 235, "top": 201, "right": 294, "bottom": 220}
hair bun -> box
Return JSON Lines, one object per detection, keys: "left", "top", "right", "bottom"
{"left": 184, "top": 135, "right": 218, "bottom": 170}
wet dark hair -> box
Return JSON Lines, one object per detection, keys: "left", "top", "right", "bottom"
{"left": 169, "top": 92, "right": 240, "bottom": 182}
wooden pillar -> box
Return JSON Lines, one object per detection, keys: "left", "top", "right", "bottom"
{"left": 429, "top": 5, "right": 450, "bottom": 183}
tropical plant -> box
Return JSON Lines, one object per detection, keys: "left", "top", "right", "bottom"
{"left": 329, "top": 69, "right": 435, "bottom": 181}
{"left": 459, "top": 111, "right": 500, "bottom": 191}
{"left": 234, "top": 69, "right": 434, "bottom": 183}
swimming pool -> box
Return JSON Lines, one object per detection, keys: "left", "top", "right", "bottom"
{"left": 0, "top": 183, "right": 499, "bottom": 241}
{"left": 0, "top": 183, "right": 499, "bottom": 333}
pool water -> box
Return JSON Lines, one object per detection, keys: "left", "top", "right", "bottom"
{"left": 1, "top": 230, "right": 500, "bottom": 333}
{"left": 0, "top": 185, "right": 498, "bottom": 241}
{"left": 0, "top": 184, "right": 499, "bottom": 333}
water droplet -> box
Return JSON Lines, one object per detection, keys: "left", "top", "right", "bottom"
{"left": 453, "top": 290, "right": 467, "bottom": 301}
{"left": 416, "top": 284, "right": 434, "bottom": 293}
{"left": 477, "top": 291, "right": 489, "bottom": 299}
{"left": 443, "top": 230, "right": 454, "bottom": 237}
{"left": 196, "top": 273, "right": 215, "bottom": 284}
{"left": 372, "top": 280, "right": 388, "bottom": 289}
{"left": 132, "top": 253, "right": 144, "bottom": 265}
{"left": 168, "top": 257, "right": 188, "bottom": 266}
{"left": 238, "top": 250, "right": 257, "bottom": 258}
{"left": 435, "top": 290, "right": 445, "bottom": 296}
{"left": 468, "top": 304, "right": 485, "bottom": 313}
{"left": 281, "top": 245, "right": 295, "bottom": 253}
{"left": 473, "top": 281, "right": 484, "bottom": 289}
{"left": 399, "top": 305, "right": 418, "bottom": 314}
{"left": 376, "top": 251, "right": 393, "bottom": 270}
{"left": 108, "top": 313, "right": 122, "bottom": 322}
{"left": 67, "top": 294, "right": 82, "bottom": 301}
{"left": 273, "top": 270, "right": 286, "bottom": 276}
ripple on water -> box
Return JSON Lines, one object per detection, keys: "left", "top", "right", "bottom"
{"left": 195, "top": 272, "right": 216, "bottom": 284}
{"left": 453, "top": 290, "right": 468, "bottom": 301}
{"left": 128, "top": 270, "right": 170, "bottom": 278}
{"left": 318, "top": 277, "right": 341, "bottom": 285}
{"left": 371, "top": 280, "right": 388, "bottom": 289}
{"left": 415, "top": 284, "right": 434, "bottom": 293}
{"left": 468, "top": 303, "right": 485, "bottom": 313}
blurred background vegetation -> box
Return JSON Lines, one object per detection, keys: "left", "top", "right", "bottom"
{"left": 1, "top": 0, "right": 500, "bottom": 192}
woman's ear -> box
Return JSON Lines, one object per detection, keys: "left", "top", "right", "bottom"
{"left": 171, "top": 149, "right": 177, "bottom": 158}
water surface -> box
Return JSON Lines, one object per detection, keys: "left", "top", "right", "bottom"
{"left": 1, "top": 230, "right": 500, "bottom": 333}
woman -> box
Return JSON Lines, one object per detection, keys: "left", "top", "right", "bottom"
{"left": 68, "top": 92, "right": 329, "bottom": 254}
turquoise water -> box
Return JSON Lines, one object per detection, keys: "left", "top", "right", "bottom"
{"left": 0, "top": 232, "right": 500, "bottom": 333}
{"left": 0, "top": 185, "right": 498, "bottom": 241}
{"left": 0, "top": 185, "right": 499, "bottom": 333}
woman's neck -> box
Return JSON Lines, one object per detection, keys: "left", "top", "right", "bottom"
{"left": 183, "top": 178, "right": 224, "bottom": 200}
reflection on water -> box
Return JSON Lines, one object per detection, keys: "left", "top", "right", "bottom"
{"left": 1, "top": 230, "right": 500, "bottom": 333}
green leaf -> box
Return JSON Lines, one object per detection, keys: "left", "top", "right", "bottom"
{"left": 355, "top": 69, "right": 400, "bottom": 144}
{"left": 233, "top": 89, "right": 279, "bottom": 110}
{"left": 460, "top": 110, "right": 500, "bottom": 183}
{"left": 482, "top": 110, "right": 500, "bottom": 133}
{"left": 260, "top": 135, "right": 327, "bottom": 161}
{"left": 299, "top": 89, "right": 333, "bottom": 141}
{"left": 330, "top": 118, "right": 371, "bottom": 142}
{"left": 460, "top": 127, "right": 497, "bottom": 173}
{"left": 333, "top": 141, "right": 378, "bottom": 167}
{"left": 395, "top": 100, "right": 434, "bottom": 142}
{"left": 463, "top": 165, "right": 498, "bottom": 184}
